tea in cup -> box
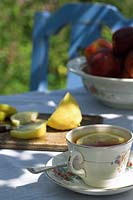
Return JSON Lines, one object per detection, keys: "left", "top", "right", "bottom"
{"left": 66, "top": 124, "right": 133, "bottom": 188}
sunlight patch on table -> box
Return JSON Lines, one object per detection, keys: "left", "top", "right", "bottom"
{"left": 101, "top": 114, "right": 122, "bottom": 119}
{"left": 47, "top": 100, "right": 56, "bottom": 107}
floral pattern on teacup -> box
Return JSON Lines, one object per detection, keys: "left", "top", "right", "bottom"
{"left": 111, "top": 150, "right": 130, "bottom": 172}
{"left": 127, "top": 160, "right": 133, "bottom": 170}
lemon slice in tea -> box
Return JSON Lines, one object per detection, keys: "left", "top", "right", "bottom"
{"left": 47, "top": 92, "right": 82, "bottom": 130}
{"left": 10, "top": 111, "right": 39, "bottom": 126}
{"left": 76, "top": 133, "right": 126, "bottom": 146}
{"left": 10, "top": 120, "right": 47, "bottom": 139}
{"left": 0, "top": 103, "right": 17, "bottom": 117}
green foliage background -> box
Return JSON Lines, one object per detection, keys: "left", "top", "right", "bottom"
{"left": 0, "top": 0, "right": 132, "bottom": 94}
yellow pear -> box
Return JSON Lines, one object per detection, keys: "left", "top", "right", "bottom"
{"left": 47, "top": 92, "right": 82, "bottom": 130}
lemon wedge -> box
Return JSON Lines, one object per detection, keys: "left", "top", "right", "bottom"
{"left": 10, "top": 120, "right": 47, "bottom": 139}
{"left": 10, "top": 111, "right": 39, "bottom": 126}
{"left": 47, "top": 92, "right": 82, "bottom": 130}
{"left": 0, "top": 103, "right": 17, "bottom": 117}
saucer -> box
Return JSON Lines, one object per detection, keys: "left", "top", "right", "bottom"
{"left": 45, "top": 151, "right": 133, "bottom": 196}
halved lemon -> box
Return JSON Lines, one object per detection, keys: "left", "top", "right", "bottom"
{"left": 47, "top": 92, "right": 82, "bottom": 130}
{"left": 10, "top": 111, "right": 39, "bottom": 126}
{"left": 0, "top": 103, "right": 17, "bottom": 117}
{"left": 10, "top": 120, "right": 47, "bottom": 139}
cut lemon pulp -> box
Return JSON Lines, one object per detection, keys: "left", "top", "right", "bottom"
{"left": 47, "top": 92, "right": 82, "bottom": 130}
{"left": 10, "top": 120, "right": 47, "bottom": 139}
{"left": 10, "top": 111, "right": 39, "bottom": 126}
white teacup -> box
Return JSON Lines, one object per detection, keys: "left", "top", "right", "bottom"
{"left": 66, "top": 124, "right": 133, "bottom": 188}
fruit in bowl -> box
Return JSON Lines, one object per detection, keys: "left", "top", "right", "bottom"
{"left": 67, "top": 26, "right": 133, "bottom": 109}
{"left": 125, "top": 51, "right": 133, "bottom": 78}
{"left": 84, "top": 26, "right": 133, "bottom": 79}
{"left": 84, "top": 38, "right": 112, "bottom": 61}
{"left": 112, "top": 27, "right": 133, "bottom": 57}
{"left": 88, "top": 48, "right": 121, "bottom": 78}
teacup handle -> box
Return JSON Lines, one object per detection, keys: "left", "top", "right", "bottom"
{"left": 69, "top": 151, "right": 85, "bottom": 177}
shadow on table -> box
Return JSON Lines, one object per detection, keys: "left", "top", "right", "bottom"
{"left": 0, "top": 152, "right": 52, "bottom": 180}
{"left": 0, "top": 173, "right": 133, "bottom": 200}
